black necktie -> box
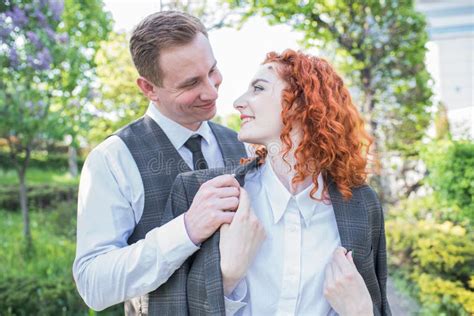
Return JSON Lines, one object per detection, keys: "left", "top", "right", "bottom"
{"left": 184, "top": 135, "right": 209, "bottom": 170}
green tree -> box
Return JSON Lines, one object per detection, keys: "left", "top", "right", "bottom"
{"left": 90, "top": 31, "right": 148, "bottom": 143}
{"left": 0, "top": 0, "right": 111, "bottom": 249}
{"left": 232, "top": 0, "right": 433, "bottom": 196}
{"left": 47, "top": 0, "right": 111, "bottom": 177}
{"left": 159, "top": 0, "right": 241, "bottom": 30}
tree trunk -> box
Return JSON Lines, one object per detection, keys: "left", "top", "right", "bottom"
{"left": 360, "top": 70, "right": 385, "bottom": 202}
{"left": 18, "top": 168, "right": 33, "bottom": 252}
{"left": 68, "top": 145, "right": 78, "bottom": 177}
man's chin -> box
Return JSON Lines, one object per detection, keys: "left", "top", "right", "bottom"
{"left": 202, "top": 105, "right": 217, "bottom": 121}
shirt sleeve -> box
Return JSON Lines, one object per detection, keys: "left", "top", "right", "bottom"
{"left": 72, "top": 142, "right": 199, "bottom": 311}
{"left": 224, "top": 279, "right": 248, "bottom": 315}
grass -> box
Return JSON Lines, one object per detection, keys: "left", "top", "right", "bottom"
{"left": 0, "top": 209, "right": 75, "bottom": 279}
{"left": 0, "top": 208, "right": 122, "bottom": 315}
{"left": 0, "top": 165, "right": 122, "bottom": 314}
{"left": 0, "top": 168, "right": 79, "bottom": 186}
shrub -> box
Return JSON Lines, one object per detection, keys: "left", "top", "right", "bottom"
{"left": 44, "top": 201, "right": 78, "bottom": 239}
{"left": 414, "top": 273, "right": 474, "bottom": 315}
{"left": 0, "top": 276, "right": 88, "bottom": 316}
{"left": 0, "top": 151, "right": 85, "bottom": 172}
{"left": 386, "top": 195, "right": 474, "bottom": 314}
{"left": 422, "top": 140, "right": 474, "bottom": 220}
{"left": 0, "top": 184, "right": 77, "bottom": 212}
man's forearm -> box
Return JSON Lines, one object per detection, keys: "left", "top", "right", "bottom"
{"left": 73, "top": 214, "right": 199, "bottom": 311}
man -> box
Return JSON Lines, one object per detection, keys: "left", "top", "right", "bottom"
{"left": 73, "top": 11, "right": 246, "bottom": 313}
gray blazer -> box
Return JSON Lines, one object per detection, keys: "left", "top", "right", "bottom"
{"left": 153, "top": 159, "right": 391, "bottom": 316}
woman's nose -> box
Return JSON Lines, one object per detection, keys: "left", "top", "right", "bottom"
{"left": 233, "top": 94, "right": 247, "bottom": 110}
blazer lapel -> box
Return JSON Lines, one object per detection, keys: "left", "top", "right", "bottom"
{"left": 199, "top": 159, "right": 260, "bottom": 315}
{"left": 328, "top": 179, "right": 369, "bottom": 265}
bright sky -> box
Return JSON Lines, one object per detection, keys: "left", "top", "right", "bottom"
{"left": 102, "top": 0, "right": 304, "bottom": 116}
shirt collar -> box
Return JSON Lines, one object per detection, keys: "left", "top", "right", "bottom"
{"left": 145, "top": 102, "right": 212, "bottom": 150}
{"left": 295, "top": 173, "right": 324, "bottom": 226}
{"left": 261, "top": 161, "right": 325, "bottom": 226}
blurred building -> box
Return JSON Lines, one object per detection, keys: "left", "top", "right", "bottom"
{"left": 417, "top": 0, "right": 474, "bottom": 139}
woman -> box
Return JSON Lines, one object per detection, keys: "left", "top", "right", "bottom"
{"left": 156, "top": 49, "right": 390, "bottom": 316}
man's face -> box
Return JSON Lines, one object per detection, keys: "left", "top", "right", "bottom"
{"left": 153, "top": 33, "right": 222, "bottom": 130}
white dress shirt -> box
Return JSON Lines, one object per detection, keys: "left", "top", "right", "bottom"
{"left": 225, "top": 162, "right": 341, "bottom": 316}
{"left": 73, "top": 103, "right": 226, "bottom": 311}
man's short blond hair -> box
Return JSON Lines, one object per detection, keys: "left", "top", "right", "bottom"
{"left": 130, "top": 11, "right": 208, "bottom": 86}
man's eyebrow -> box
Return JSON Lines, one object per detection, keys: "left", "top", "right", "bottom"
{"left": 250, "top": 78, "right": 270, "bottom": 86}
{"left": 177, "top": 75, "right": 200, "bottom": 89}
{"left": 176, "top": 61, "right": 218, "bottom": 89}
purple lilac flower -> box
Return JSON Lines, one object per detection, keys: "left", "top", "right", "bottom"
{"left": 7, "top": 7, "right": 29, "bottom": 28}
{"left": 27, "top": 55, "right": 35, "bottom": 67}
{"left": 36, "top": 47, "right": 52, "bottom": 70}
{"left": 27, "top": 31, "right": 42, "bottom": 49}
{"left": 34, "top": 8, "right": 48, "bottom": 27}
{"left": 29, "top": 47, "right": 52, "bottom": 70}
{"left": 9, "top": 47, "right": 19, "bottom": 68}
{"left": 49, "top": 0, "right": 64, "bottom": 21}
{"left": 56, "top": 33, "right": 68, "bottom": 43}
{"left": 0, "top": 24, "right": 12, "bottom": 40}
{"left": 45, "top": 26, "right": 56, "bottom": 40}
{"left": 37, "top": 100, "right": 48, "bottom": 116}
{"left": 25, "top": 101, "right": 34, "bottom": 110}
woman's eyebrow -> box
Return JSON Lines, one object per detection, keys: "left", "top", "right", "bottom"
{"left": 250, "top": 78, "right": 270, "bottom": 86}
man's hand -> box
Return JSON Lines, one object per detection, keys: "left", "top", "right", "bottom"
{"left": 219, "top": 188, "right": 266, "bottom": 296}
{"left": 323, "top": 247, "right": 374, "bottom": 316}
{"left": 184, "top": 174, "right": 241, "bottom": 245}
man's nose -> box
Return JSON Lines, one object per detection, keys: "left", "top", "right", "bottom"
{"left": 200, "top": 75, "right": 221, "bottom": 101}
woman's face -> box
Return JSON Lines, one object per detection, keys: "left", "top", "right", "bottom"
{"left": 233, "top": 63, "right": 286, "bottom": 146}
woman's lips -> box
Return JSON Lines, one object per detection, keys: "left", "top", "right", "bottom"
{"left": 240, "top": 115, "right": 255, "bottom": 126}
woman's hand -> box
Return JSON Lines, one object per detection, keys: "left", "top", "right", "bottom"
{"left": 323, "top": 247, "right": 373, "bottom": 316}
{"left": 219, "top": 188, "right": 266, "bottom": 296}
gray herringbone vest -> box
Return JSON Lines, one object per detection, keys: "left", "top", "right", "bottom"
{"left": 114, "top": 114, "right": 246, "bottom": 314}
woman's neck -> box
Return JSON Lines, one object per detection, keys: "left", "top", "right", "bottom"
{"left": 265, "top": 138, "right": 313, "bottom": 195}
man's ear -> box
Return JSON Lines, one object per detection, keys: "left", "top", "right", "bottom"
{"left": 137, "top": 77, "right": 159, "bottom": 102}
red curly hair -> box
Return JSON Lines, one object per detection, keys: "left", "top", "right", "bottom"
{"left": 250, "top": 50, "right": 373, "bottom": 200}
